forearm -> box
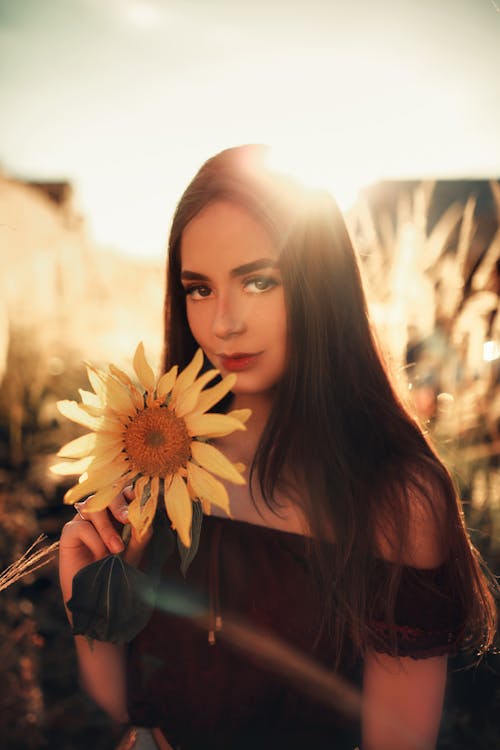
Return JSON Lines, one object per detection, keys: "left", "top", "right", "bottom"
{"left": 59, "top": 522, "right": 130, "bottom": 724}
{"left": 63, "top": 590, "right": 129, "bottom": 722}
{"left": 362, "top": 651, "right": 447, "bottom": 750}
{"left": 73, "top": 634, "right": 129, "bottom": 723}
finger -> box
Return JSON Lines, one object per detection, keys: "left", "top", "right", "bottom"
{"left": 123, "top": 485, "right": 135, "bottom": 501}
{"left": 61, "top": 516, "right": 109, "bottom": 560}
{"left": 59, "top": 520, "right": 110, "bottom": 619}
{"left": 77, "top": 487, "right": 133, "bottom": 534}
{"left": 74, "top": 498, "right": 125, "bottom": 555}
{"left": 104, "top": 486, "right": 134, "bottom": 525}
{"left": 74, "top": 501, "right": 87, "bottom": 521}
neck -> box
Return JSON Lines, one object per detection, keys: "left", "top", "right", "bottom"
{"left": 217, "top": 392, "right": 273, "bottom": 464}
{"left": 232, "top": 391, "right": 273, "bottom": 432}
{"left": 216, "top": 390, "right": 308, "bottom": 533}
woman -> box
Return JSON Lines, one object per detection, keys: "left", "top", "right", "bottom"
{"left": 59, "top": 145, "right": 496, "bottom": 749}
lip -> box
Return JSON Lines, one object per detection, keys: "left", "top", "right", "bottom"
{"left": 219, "top": 352, "right": 261, "bottom": 372}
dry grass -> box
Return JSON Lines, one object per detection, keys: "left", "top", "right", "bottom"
{"left": 0, "top": 535, "right": 59, "bottom": 593}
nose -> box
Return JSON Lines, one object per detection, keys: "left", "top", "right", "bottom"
{"left": 212, "top": 291, "right": 246, "bottom": 340}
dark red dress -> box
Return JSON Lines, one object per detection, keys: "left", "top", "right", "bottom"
{"left": 126, "top": 515, "right": 464, "bottom": 749}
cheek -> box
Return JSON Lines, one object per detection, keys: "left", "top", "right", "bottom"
{"left": 270, "top": 298, "right": 287, "bottom": 345}
{"left": 263, "top": 301, "right": 288, "bottom": 374}
{"left": 186, "top": 306, "right": 207, "bottom": 346}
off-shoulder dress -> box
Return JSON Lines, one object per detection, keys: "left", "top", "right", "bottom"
{"left": 126, "top": 515, "right": 464, "bottom": 750}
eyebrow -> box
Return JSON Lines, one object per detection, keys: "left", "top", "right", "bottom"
{"left": 180, "top": 257, "right": 279, "bottom": 282}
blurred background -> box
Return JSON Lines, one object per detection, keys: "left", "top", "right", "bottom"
{"left": 0, "top": 1, "right": 499, "bottom": 747}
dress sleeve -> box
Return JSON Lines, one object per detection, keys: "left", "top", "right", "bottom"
{"left": 367, "top": 560, "right": 466, "bottom": 659}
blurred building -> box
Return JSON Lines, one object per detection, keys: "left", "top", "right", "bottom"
{"left": 0, "top": 172, "right": 164, "bottom": 384}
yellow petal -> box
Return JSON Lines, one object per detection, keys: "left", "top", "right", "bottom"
{"left": 103, "top": 375, "right": 137, "bottom": 417}
{"left": 194, "top": 373, "right": 236, "bottom": 414}
{"left": 57, "top": 400, "right": 122, "bottom": 432}
{"left": 186, "top": 483, "right": 210, "bottom": 515}
{"left": 128, "top": 475, "right": 158, "bottom": 539}
{"left": 85, "top": 456, "right": 129, "bottom": 484}
{"left": 191, "top": 441, "right": 245, "bottom": 485}
{"left": 130, "top": 388, "right": 145, "bottom": 411}
{"left": 200, "top": 498, "right": 211, "bottom": 515}
{"left": 85, "top": 363, "right": 113, "bottom": 405}
{"left": 150, "top": 474, "right": 160, "bottom": 505}
{"left": 63, "top": 458, "right": 130, "bottom": 504}
{"left": 164, "top": 473, "right": 193, "bottom": 548}
{"left": 157, "top": 365, "right": 178, "bottom": 400}
{"left": 133, "top": 474, "right": 149, "bottom": 505}
{"left": 79, "top": 402, "right": 105, "bottom": 417}
{"left": 227, "top": 408, "right": 252, "bottom": 425}
{"left": 79, "top": 389, "right": 102, "bottom": 408}
{"left": 233, "top": 462, "right": 246, "bottom": 473}
{"left": 84, "top": 477, "right": 131, "bottom": 512}
{"left": 174, "top": 388, "right": 203, "bottom": 419}
{"left": 172, "top": 348, "right": 204, "bottom": 401}
{"left": 108, "top": 363, "right": 134, "bottom": 389}
{"left": 109, "top": 364, "right": 144, "bottom": 410}
{"left": 87, "top": 443, "right": 124, "bottom": 472}
{"left": 50, "top": 456, "right": 94, "bottom": 475}
{"left": 87, "top": 363, "right": 138, "bottom": 417}
{"left": 94, "top": 432, "right": 124, "bottom": 453}
{"left": 187, "top": 462, "right": 230, "bottom": 515}
{"left": 174, "top": 369, "right": 219, "bottom": 418}
{"left": 133, "top": 342, "right": 156, "bottom": 393}
{"left": 192, "top": 368, "right": 219, "bottom": 391}
{"left": 57, "top": 432, "right": 97, "bottom": 459}
{"left": 184, "top": 412, "right": 246, "bottom": 438}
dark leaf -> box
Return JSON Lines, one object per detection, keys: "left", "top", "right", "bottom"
{"left": 68, "top": 554, "right": 155, "bottom": 644}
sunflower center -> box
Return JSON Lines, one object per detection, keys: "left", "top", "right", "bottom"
{"left": 124, "top": 406, "right": 191, "bottom": 477}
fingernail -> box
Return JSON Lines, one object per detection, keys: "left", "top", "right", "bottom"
{"left": 109, "top": 536, "right": 124, "bottom": 553}
{"left": 118, "top": 505, "right": 129, "bottom": 522}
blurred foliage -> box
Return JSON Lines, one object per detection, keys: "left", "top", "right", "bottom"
{"left": 351, "top": 179, "right": 500, "bottom": 555}
{"left": 349, "top": 179, "right": 500, "bottom": 748}
{"left": 0, "top": 178, "right": 498, "bottom": 747}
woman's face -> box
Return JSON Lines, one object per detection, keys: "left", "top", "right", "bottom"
{"left": 180, "top": 200, "right": 287, "bottom": 396}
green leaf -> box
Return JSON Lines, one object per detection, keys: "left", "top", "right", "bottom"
{"left": 178, "top": 501, "right": 203, "bottom": 577}
{"left": 68, "top": 554, "right": 155, "bottom": 643}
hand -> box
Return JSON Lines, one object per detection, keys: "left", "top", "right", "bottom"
{"left": 58, "top": 486, "right": 152, "bottom": 610}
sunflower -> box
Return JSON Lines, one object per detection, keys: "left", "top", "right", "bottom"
{"left": 51, "top": 344, "right": 250, "bottom": 548}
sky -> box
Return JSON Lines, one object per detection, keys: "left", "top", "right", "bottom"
{"left": 1, "top": 0, "right": 500, "bottom": 259}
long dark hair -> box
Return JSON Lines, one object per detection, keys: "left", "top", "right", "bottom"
{"left": 162, "top": 144, "right": 496, "bottom": 664}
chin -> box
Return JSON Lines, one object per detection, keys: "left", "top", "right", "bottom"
{"left": 231, "top": 376, "right": 280, "bottom": 397}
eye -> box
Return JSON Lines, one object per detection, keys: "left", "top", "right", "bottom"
{"left": 243, "top": 275, "right": 279, "bottom": 293}
{"left": 184, "top": 284, "right": 212, "bottom": 300}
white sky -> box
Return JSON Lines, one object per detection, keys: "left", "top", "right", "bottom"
{"left": 1, "top": 0, "right": 499, "bottom": 259}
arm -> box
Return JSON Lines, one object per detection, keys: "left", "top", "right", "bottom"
{"left": 363, "top": 470, "right": 450, "bottom": 748}
{"left": 58, "top": 492, "right": 148, "bottom": 723}
{"left": 362, "top": 650, "right": 447, "bottom": 750}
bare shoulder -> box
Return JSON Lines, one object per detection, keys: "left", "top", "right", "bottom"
{"left": 376, "top": 462, "right": 451, "bottom": 569}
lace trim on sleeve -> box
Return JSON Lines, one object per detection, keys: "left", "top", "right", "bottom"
{"left": 368, "top": 620, "right": 464, "bottom": 659}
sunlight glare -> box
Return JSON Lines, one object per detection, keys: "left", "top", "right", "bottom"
{"left": 265, "top": 143, "right": 373, "bottom": 212}
{"left": 483, "top": 340, "right": 500, "bottom": 362}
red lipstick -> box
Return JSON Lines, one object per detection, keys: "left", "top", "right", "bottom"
{"left": 220, "top": 353, "right": 260, "bottom": 372}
